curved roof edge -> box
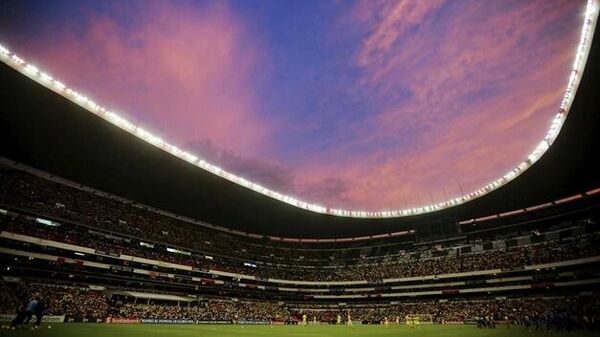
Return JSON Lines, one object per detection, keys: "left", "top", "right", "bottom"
{"left": 0, "top": 0, "right": 597, "bottom": 219}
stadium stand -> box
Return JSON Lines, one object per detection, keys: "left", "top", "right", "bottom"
{"left": 1, "top": 279, "right": 599, "bottom": 327}
{"left": 1, "top": 163, "right": 599, "bottom": 329}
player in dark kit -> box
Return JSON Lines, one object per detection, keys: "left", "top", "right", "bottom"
{"left": 33, "top": 298, "right": 46, "bottom": 328}
{"left": 9, "top": 303, "right": 27, "bottom": 329}
{"left": 22, "top": 297, "right": 39, "bottom": 325}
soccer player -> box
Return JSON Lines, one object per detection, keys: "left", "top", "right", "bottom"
{"left": 383, "top": 316, "right": 389, "bottom": 327}
{"left": 337, "top": 313, "right": 342, "bottom": 325}
{"left": 414, "top": 315, "right": 420, "bottom": 328}
{"left": 22, "top": 297, "right": 38, "bottom": 325}
{"left": 347, "top": 312, "right": 353, "bottom": 327}
{"left": 302, "top": 314, "right": 307, "bottom": 326}
{"left": 10, "top": 303, "right": 27, "bottom": 329}
{"left": 33, "top": 299, "right": 46, "bottom": 328}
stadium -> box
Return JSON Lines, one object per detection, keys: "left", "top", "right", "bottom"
{"left": 0, "top": 1, "right": 599, "bottom": 336}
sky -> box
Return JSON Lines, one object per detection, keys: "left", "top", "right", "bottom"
{"left": 0, "top": 0, "right": 585, "bottom": 211}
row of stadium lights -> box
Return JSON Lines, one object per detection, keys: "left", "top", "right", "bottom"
{"left": 0, "top": 0, "right": 597, "bottom": 219}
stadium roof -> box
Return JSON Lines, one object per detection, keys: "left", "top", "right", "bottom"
{"left": 1, "top": 3, "right": 600, "bottom": 238}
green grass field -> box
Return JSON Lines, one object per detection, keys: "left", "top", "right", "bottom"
{"left": 1, "top": 324, "right": 598, "bottom": 337}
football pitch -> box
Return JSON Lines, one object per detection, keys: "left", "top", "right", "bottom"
{"left": 1, "top": 324, "right": 598, "bottom": 337}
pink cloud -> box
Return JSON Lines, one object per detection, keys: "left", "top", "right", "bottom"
{"left": 28, "top": 2, "right": 271, "bottom": 157}
{"left": 286, "top": 0, "right": 581, "bottom": 210}
{"left": 10, "top": 1, "right": 583, "bottom": 212}
{"left": 356, "top": 0, "right": 446, "bottom": 68}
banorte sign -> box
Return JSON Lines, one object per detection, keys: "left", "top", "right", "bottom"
{"left": 105, "top": 317, "right": 141, "bottom": 324}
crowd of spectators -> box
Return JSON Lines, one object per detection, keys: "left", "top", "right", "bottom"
{"left": 112, "top": 301, "right": 285, "bottom": 322}
{"left": 5, "top": 167, "right": 589, "bottom": 270}
{"left": 1, "top": 167, "right": 599, "bottom": 285}
{"left": 114, "top": 296, "right": 600, "bottom": 330}
{"left": 1, "top": 279, "right": 598, "bottom": 330}
{"left": 292, "top": 296, "right": 599, "bottom": 325}
{"left": 0, "top": 169, "right": 268, "bottom": 261}
{"left": 2, "top": 212, "right": 599, "bottom": 282}
{"left": 0, "top": 280, "right": 22, "bottom": 314}
{"left": 0, "top": 281, "right": 109, "bottom": 320}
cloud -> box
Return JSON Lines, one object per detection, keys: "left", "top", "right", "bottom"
{"left": 298, "top": 177, "right": 351, "bottom": 207}
{"left": 283, "top": 0, "right": 582, "bottom": 210}
{"left": 185, "top": 140, "right": 297, "bottom": 194}
{"left": 356, "top": 0, "right": 446, "bottom": 68}
{"left": 6, "top": 0, "right": 583, "bottom": 211}
{"left": 28, "top": 1, "right": 271, "bottom": 157}
{"left": 185, "top": 140, "right": 354, "bottom": 207}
